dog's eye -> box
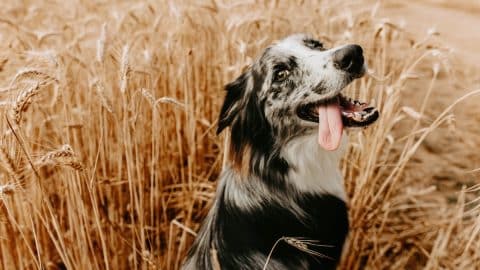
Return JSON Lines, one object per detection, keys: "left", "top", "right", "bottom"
{"left": 273, "top": 69, "right": 290, "bottom": 82}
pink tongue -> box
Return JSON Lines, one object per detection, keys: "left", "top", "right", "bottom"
{"left": 317, "top": 103, "right": 343, "bottom": 151}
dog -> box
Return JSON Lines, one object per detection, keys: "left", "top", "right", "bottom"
{"left": 182, "top": 34, "right": 379, "bottom": 270}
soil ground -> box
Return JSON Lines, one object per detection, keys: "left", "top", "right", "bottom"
{"left": 382, "top": 0, "right": 480, "bottom": 196}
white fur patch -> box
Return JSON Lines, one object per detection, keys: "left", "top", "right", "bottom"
{"left": 275, "top": 34, "right": 353, "bottom": 100}
{"left": 281, "top": 132, "right": 348, "bottom": 201}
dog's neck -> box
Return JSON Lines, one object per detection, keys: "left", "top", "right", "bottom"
{"left": 223, "top": 131, "right": 348, "bottom": 208}
{"left": 280, "top": 132, "right": 348, "bottom": 201}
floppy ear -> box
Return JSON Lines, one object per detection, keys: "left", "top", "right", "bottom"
{"left": 217, "top": 72, "right": 250, "bottom": 134}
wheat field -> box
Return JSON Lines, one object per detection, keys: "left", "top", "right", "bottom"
{"left": 0, "top": 0, "right": 479, "bottom": 269}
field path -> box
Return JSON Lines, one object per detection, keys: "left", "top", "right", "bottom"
{"left": 383, "top": 0, "right": 480, "bottom": 66}
{"left": 381, "top": 1, "right": 480, "bottom": 193}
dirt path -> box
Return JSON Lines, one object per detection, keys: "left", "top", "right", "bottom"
{"left": 382, "top": 0, "right": 480, "bottom": 67}
{"left": 379, "top": 1, "right": 480, "bottom": 194}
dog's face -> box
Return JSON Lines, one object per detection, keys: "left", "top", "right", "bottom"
{"left": 257, "top": 34, "right": 372, "bottom": 133}
{"left": 218, "top": 34, "right": 378, "bottom": 166}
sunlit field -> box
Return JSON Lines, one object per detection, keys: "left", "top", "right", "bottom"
{"left": 0, "top": 1, "right": 479, "bottom": 269}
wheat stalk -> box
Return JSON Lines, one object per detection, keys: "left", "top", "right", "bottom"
{"left": 120, "top": 45, "right": 130, "bottom": 94}
{"left": 36, "top": 144, "right": 84, "bottom": 171}
{"left": 210, "top": 248, "right": 221, "bottom": 270}
{"left": 140, "top": 88, "right": 156, "bottom": 106}
{"left": 263, "top": 237, "right": 333, "bottom": 270}
{"left": 0, "top": 1, "right": 479, "bottom": 270}
{"left": 0, "top": 182, "right": 17, "bottom": 196}
{"left": 155, "top": 97, "right": 185, "bottom": 108}
{"left": 0, "top": 146, "right": 26, "bottom": 194}
{"left": 0, "top": 147, "right": 17, "bottom": 178}
{"left": 9, "top": 68, "right": 57, "bottom": 88}
{"left": 12, "top": 83, "right": 40, "bottom": 124}
{"left": 92, "top": 79, "right": 113, "bottom": 113}
{"left": 96, "top": 23, "right": 107, "bottom": 63}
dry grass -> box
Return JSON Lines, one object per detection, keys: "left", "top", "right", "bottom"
{"left": 0, "top": 0, "right": 479, "bottom": 269}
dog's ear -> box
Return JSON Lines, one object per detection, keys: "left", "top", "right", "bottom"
{"left": 217, "top": 72, "right": 250, "bottom": 134}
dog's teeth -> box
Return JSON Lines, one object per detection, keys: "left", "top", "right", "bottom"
{"left": 354, "top": 112, "right": 362, "bottom": 119}
{"left": 342, "top": 111, "right": 355, "bottom": 117}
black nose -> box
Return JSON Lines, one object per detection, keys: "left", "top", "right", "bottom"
{"left": 333, "top": 44, "right": 364, "bottom": 74}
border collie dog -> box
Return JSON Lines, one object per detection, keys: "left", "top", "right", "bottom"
{"left": 183, "top": 34, "right": 379, "bottom": 270}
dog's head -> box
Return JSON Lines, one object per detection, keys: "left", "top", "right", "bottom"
{"left": 218, "top": 34, "right": 378, "bottom": 172}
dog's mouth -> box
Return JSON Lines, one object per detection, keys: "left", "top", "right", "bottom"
{"left": 296, "top": 94, "right": 379, "bottom": 151}
{"left": 297, "top": 94, "right": 379, "bottom": 127}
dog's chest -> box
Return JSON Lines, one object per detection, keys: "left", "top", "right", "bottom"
{"left": 281, "top": 134, "right": 347, "bottom": 201}
{"left": 219, "top": 191, "right": 349, "bottom": 269}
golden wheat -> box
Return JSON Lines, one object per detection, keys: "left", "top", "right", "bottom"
{"left": 0, "top": 0, "right": 478, "bottom": 269}
{"left": 0, "top": 182, "right": 17, "bottom": 196}
{"left": 36, "top": 144, "right": 84, "bottom": 171}
{"left": 12, "top": 83, "right": 41, "bottom": 124}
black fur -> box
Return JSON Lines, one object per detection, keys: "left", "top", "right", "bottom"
{"left": 184, "top": 175, "right": 348, "bottom": 270}
{"left": 217, "top": 72, "right": 250, "bottom": 135}
{"left": 217, "top": 192, "right": 348, "bottom": 270}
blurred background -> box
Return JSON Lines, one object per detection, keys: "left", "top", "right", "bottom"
{"left": 0, "top": 0, "right": 479, "bottom": 269}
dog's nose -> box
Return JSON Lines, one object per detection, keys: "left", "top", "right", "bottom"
{"left": 333, "top": 44, "right": 364, "bottom": 74}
